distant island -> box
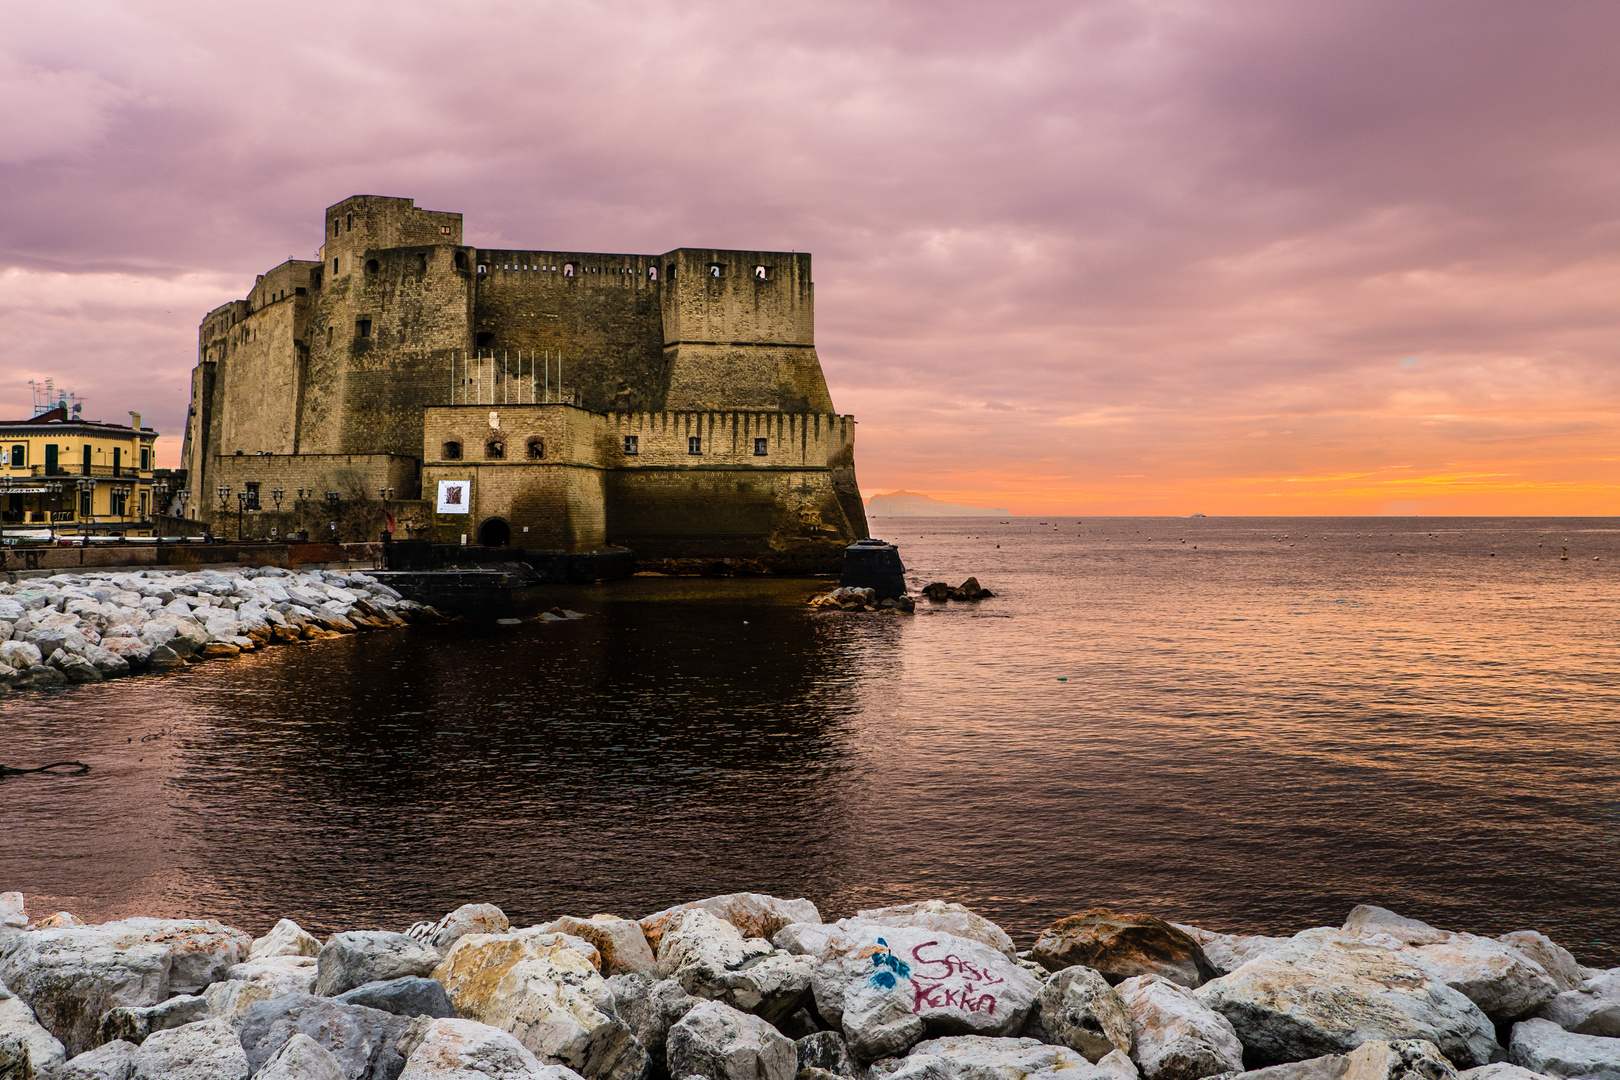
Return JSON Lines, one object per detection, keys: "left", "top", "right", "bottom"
{"left": 866, "top": 490, "right": 1009, "bottom": 516}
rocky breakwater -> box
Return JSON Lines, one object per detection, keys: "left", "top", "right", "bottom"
{"left": 0, "top": 567, "right": 445, "bottom": 692}
{"left": 0, "top": 892, "right": 1617, "bottom": 1080}
{"left": 808, "top": 587, "right": 916, "bottom": 614}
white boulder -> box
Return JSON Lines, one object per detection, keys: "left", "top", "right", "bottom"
{"left": 1340, "top": 1039, "right": 1458, "bottom": 1080}
{"left": 1498, "top": 933, "right": 1584, "bottom": 995}
{"left": 1340, "top": 907, "right": 1452, "bottom": 949}
{"left": 867, "top": 1035, "right": 1138, "bottom": 1080}
{"left": 60, "top": 1038, "right": 139, "bottom": 1080}
{"left": 665, "top": 999, "right": 796, "bottom": 1080}
{"left": 410, "top": 903, "right": 512, "bottom": 957}
{"left": 129, "top": 1018, "right": 249, "bottom": 1080}
{"left": 248, "top": 918, "right": 321, "bottom": 960}
{"left": 657, "top": 909, "right": 812, "bottom": 1023}
{"left": 1194, "top": 929, "right": 1498, "bottom": 1068}
{"left": 810, "top": 923, "right": 1042, "bottom": 1061}
{"left": 255, "top": 1032, "right": 345, "bottom": 1080}
{"left": 399, "top": 1017, "right": 586, "bottom": 1080}
{"left": 1029, "top": 965, "right": 1133, "bottom": 1061}
{"left": 1412, "top": 935, "right": 1559, "bottom": 1020}
{"left": 433, "top": 932, "right": 647, "bottom": 1080}
{"left": 1119, "top": 974, "right": 1242, "bottom": 1080}
{"left": 1509, "top": 1017, "right": 1620, "bottom": 1079}
{"left": 854, "top": 901, "right": 1017, "bottom": 958}
{"left": 202, "top": 955, "right": 319, "bottom": 1019}
{"left": 0, "top": 980, "right": 66, "bottom": 1077}
{"left": 640, "top": 893, "right": 820, "bottom": 954}
{"left": 314, "top": 930, "right": 442, "bottom": 996}
{"left": 535, "top": 915, "right": 656, "bottom": 977}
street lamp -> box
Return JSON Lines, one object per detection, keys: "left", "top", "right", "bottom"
{"left": 271, "top": 487, "right": 284, "bottom": 511}
{"left": 77, "top": 478, "right": 96, "bottom": 545}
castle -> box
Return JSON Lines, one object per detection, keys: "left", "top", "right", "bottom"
{"left": 181, "top": 196, "right": 867, "bottom": 569}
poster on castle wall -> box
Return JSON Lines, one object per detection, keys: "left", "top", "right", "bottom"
{"left": 436, "top": 479, "right": 471, "bottom": 514}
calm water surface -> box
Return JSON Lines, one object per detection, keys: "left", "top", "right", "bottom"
{"left": 3, "top": 517, "right": 1618, "bottom": 963}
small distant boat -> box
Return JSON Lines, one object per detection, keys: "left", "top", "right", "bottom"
{"left": 1191, "top": 513, "right": 1206, "bottom": 518}
{"left": 1561, "top": 547, "right": 1569, "bottom": 560}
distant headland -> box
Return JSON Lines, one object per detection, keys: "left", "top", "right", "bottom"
{"left": 866, "top": 490, "right": 1008, "bottom": 516}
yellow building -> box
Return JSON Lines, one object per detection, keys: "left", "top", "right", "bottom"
{"left": 0, "top": 406, "right": 160, "bottom": 537}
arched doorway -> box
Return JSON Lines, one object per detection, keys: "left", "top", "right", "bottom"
{"left": 477, "top": 517, "right": 511, "bottom": 547}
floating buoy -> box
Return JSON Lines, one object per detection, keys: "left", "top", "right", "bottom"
{"left": 1562, "top": 548, "right": 1569, "bottom": 560}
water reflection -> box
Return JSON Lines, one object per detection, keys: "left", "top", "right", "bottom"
{"left": 4, "top": 520, "right": 1620, "bottom": 964}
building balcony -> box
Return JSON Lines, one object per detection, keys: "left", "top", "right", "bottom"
{"left": 22, "top": 465, "right": 150, "bottom": 479}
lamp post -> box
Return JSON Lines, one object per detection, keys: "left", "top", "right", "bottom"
{"left": 176, "top": 489, "right": 191, "bottom": 523}
{"left": 216, "top": 485, "right": 230, "bottom": 542}
{"left": 237, "top": 491, "right": 247, "bottom": 541}
{"left": 326, "top": 491, "right": 340, "bottom": 542}
{"left": 271, "top": 487, "right": 284, "bottom": 511}
{"left": 77, "top": 478, "right": 96, "bottom": 545}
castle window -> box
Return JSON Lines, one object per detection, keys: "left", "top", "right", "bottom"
{"left": 754, "top": 437, "right": 768, "bottom": 456}
{"left": 754, "top": 265, "right": 769, "bottom": 280}
{"left": 365, "top": 259, "right": 379, "bottom": 275}
{"left": 667, "top": 264, "right": 676, "bottom": 280}
{"left": 527, "top": 437, "right": 544, "bottom": 459}
{"left": 440, "top": 225, "right": 452, "bottom": 235}
{"left": 333, "top": 257, "right": 339, "bottom": 274}
{"left": 295, "top": 287, "right": 306, "bottom": 296}
{"left": 327, "top": 326, "right": 334, "bottom": 345}
{"left": 648, "top": 266, "right": 658, "bottom": 281}
{"left": 455, "top": 252, "right": 469, "bottom": 270}
{"left": 623, "top": 435, "right": 638, "bottom": 455}
{"left": 485, "top": 438, "right": 505, "bottom": 460}
{"left": 477, "top": 264, "right": 488, "bottom": 274}
{"left": 443, "top": 441, "right": 462, "bottom": 460}
{"left": 563, "top": 263, "right": 575, "bottom": 277}
{"left": 709, "top": 263, "right": 724, "bottom": 278}
{"left": 346, "top": 213, "right": 352, "bottom": 231}
{"left": 688, "top": 436, "right": 701, "bottom": 455}
{"left": 356, "top": 318, "right": 372, "bottom": 339}
{"left": 417, "top": 253, "right": 428, "bottom": 272}
{"left": 332, "top": 220, "right": 339, "bottom": 237}
{"left": 476, "top": 331, "right": 494, "bottom": 350}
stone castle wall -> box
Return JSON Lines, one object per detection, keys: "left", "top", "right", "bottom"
{"left": 182, "top": 196, "right": 868, "bottom": 564}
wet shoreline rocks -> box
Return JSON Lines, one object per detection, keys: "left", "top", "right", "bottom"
{"left": 0, "top": 567, "right": 447, "bottom": 693}
{"left": 2, "top": 895, "right": 1615, "bottom": 1080}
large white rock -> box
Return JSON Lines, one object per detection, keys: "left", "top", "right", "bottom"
{"left": 1510, "top": 1017, "right": 1620, "bottom": 1079}
{"left": 0, "top": 980, "right": 66, "bottom": 1077}
{"left": 314, "top": 930, "right": 442, "bottom": 996}
{"left": 853, "top": 901, "right": 1018, "bottom": 959}
{"left": 1537, "top": 987, "right": 1620, "bottom": 1036}
{"left": 1497, "top": 934, "right": 1583, "bottom": 996}
{"left": 129, "top": 1018, "right": 249, "bottom": 1079}
{"left": 399, "top": 1017, "right": 586, "bottom": 1080}
{"left": 656, "top": 909, "right": 813, "bottom": 1024}
{"left": 535, "top": 916, "right": 656, "bottom": 976}
{"left": 1459, "top": 1066, "right": 1555, "bottom": 1080}
{"left": 255, "top": 1032, "right": 346, "bottom": 1080}
{"left": 811, "top": 923, "right": 1042, "bottom": 1061}
{"left": 0, "top": 917, "right": 250, "bottom": 1056}
{"left": 1412, "top": 935, "right": 1560, "bottom": 1020}
{"left": 232, "top": 992, "right": 413, "bottom": 1079}
{"left": 1340, "top": 907, "right": 1452, "bottom": 949}
{"left": 202, "top": 955, "right": 319, "bottom": 1019}
{"left": 1029, "top": 965, "right": 1133, "bottom": 1062}
{"left": 433, "top": 932, "right": 647, "bottom": 1080}
{"left": 604, "top": 974, "right": 699, "bottom": 1074}
{"left": 411, "top": 904, "right": 512, "bottom": 957}
{"left": 248, "top": 918, "right": 321, "bottom": 960}
{"left": 1339, "top": 1039, "right": 1458, "bottom": 1080}
{"left": 640, "top": 894, "right": 820, "bottom": 955}
{"left": 867, "top": 1035, "right": 1138, "bottom": 1080}
{"left": 1172, "top": 925, "right": 1290, "bottom": 977}
{"left": 60, "top": 1038, "right": 139, "bottom": 1080}
{"left": 1194, "top": 929, "right": 1499, "bottom": 1068}
{"left": 0, "top": 893, "right": 24, "bottom": 929}
{"left": 665, "top": 999, "right": 795, "bottom": 1080}
{"left": 1118, "top": 975, "right": 1242, "bottom": 1080}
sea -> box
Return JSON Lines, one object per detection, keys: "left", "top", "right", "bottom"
{"left": 3, "top": 516, "right": 1618, "bottom": 964}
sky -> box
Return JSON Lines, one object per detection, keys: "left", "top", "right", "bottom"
{"left": 2, "top": 1, "right": 1619, "bottom": 515}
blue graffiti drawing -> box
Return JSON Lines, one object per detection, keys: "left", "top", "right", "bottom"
{"left": 868, "top": 937, "right": 912, "bottom": 990}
